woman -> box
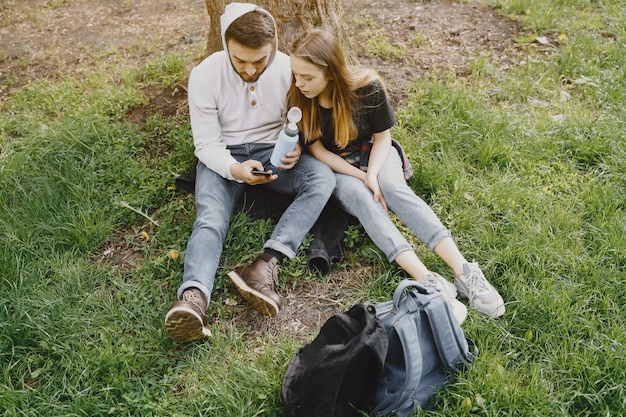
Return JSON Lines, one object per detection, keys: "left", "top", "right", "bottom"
{"left": 288, "top": 29, "right": 505, "bottom": 320}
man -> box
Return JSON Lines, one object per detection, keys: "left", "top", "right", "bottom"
{"left": 164, "top": 3, "right": 335, "bottom": 342}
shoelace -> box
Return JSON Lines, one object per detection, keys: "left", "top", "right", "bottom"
{"left": 182, "top": 290, "right": 204, "bottom": 308}
{"left": 422, "top": 275, "right": 443, "bottom": 292}
{"left": 464, "top": 269, "right": 491, "bottom": 297}
{"left": 260, "top": 257, "right": 280, "bottom": 287}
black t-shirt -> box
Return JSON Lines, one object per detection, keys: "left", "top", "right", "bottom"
{"left": 314, "top": 79, "right": 396, "bottom": 165}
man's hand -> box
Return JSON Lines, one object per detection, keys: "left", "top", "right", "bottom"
{"left": 231, "top": 160, "right": 278, "bottom": 185}
{"left": 275, "top": 144, "right": 302, "bottom": 170}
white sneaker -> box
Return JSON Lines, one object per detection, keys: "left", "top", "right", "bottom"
{"left": 455, "top": 262, "right": 505, "bottom": 318}
{"left": 422, "top": 273, "right": 467, "bottom": 325}
{"left": 422, "top": 272, "right": 457, "bottom": 299}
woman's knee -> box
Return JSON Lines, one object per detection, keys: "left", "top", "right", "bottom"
{"left": 335, "top": 177, "right": 370, "bottom": 200}
{"left": 378, "top": 174, "right": 410, "bottom": 199}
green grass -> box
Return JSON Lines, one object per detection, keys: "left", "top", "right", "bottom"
{"left": 1, "top": 0, "right": 625, "bottom": 416}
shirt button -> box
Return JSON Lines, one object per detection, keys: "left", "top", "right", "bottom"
{"left": 251, "top": 100, "right": 257, "bottom": 107}
{"left": 250, "top": 86, "right": 255, "bottom": 92}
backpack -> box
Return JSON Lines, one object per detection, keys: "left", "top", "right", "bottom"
{"left": 282, "top": 303, "right": 389, "bottom": 417}
{"left": 370, "top": 280, "right": 479, "bottom": 417}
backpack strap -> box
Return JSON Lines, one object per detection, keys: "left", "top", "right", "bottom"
{"left": 371, "top": 288, "right": 424, "bottom": 415}
{"left": 392, "top": 279, "right": 430, "bottom": 309}
{"left": 396, "top": 279, "right": 478, "bottom": 368}
{"left": 422, "top": 294, "right": 479, "bottom": 369}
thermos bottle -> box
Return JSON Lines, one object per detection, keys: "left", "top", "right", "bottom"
{"left": 270, "top": 107, "right": 302, "bottom": 167}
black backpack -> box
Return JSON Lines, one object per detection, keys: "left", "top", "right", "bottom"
{"left": 281, "top": 304, "right": 388, "bottom": 417}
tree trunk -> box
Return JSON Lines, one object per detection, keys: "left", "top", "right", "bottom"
{"left": 204, "top": 0, "right": 356, "bottom": 64}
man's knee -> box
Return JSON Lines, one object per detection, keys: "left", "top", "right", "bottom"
{"left": 311, "top": 160, "right": 336, "bottom": 187}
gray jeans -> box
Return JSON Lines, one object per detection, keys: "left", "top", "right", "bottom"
{"left": 332, "top": 147, "right": 450, "bottom": 262}
{"left": 178, "top": 143, "right": 335, "bottom": 304}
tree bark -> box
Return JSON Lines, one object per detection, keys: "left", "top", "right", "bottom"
{"left": 204, "top": 0, "right": 356, "bottom": 63}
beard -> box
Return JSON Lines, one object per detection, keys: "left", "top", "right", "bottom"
{"left": 238, "top": 71, "right": 262, "bottom": 83}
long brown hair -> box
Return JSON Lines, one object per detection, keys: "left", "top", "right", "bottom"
{"left": 288, "top": 29, "right": 380, "bottom": 149}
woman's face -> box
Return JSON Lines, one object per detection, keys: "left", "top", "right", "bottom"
{"left": 290, "top": 55, "right": 331, "bottom": 100}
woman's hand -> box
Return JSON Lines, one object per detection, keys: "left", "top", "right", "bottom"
{"left": 365, "top": 173, "right": 388, "bottom": 212}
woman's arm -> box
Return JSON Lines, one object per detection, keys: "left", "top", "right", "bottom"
{"left": 364, "top": 130, "right": 392, "bottom": 210}
{"left": 365, "top": 130, "right": 392, "bottom": 179}
{"left": 309, "top": 140, "right": 367, "bottom": 181}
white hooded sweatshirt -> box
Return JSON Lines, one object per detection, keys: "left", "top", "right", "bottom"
{"left": 188, "top": 2, "right": 291, "bottom": 181}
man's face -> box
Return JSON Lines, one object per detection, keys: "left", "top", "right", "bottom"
{"left": 227, "top": 40, "right": 274, "bottom": 83}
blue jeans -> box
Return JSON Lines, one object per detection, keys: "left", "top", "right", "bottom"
{"left": 332, "top": 147, "right": 451, "bottom": 263}
{"left": 178, "top": 143, "right": 335, "bottom": 303}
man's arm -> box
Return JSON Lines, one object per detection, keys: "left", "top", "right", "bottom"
{"left": 188, "top": 65, "right": 240, "bottom": 181}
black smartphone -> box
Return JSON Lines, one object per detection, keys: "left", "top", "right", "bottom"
{"left": 250, "top": 168, "right": 273, "bottom": 176}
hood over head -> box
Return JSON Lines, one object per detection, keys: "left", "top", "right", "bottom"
{"left": 220, "top": 3, "right": 279, "bottom": 52}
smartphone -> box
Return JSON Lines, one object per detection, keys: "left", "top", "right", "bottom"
{"left": 250, "top": 168, "right": 273, "bottom": 176}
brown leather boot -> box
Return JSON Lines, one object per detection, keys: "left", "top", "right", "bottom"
{"left": 164, "top": 288, "right": 212, "bottom": 341}
{"left": 227, "top": 253, "right": 283, "bottom": 317}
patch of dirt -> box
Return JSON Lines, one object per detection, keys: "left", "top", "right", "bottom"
{"left": 0, "top": 0, "right": 524, "bottom": 107}
{"left": 343, "top": 0, "right": 523, "bottom": 106}
{"left": 90, "top": 227, "right": 152, "bottom": 269}
{"left": 125, "top": 84, "right": 190, "bottom": 124}
{"left": 226, "top": 270, "right": 373, "bottom": 342}
{"left": 0, "top": 0, "right": 208, "bottom": 104}
{"left": 0, "top": 0, "right": 524, "bottom": 339}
